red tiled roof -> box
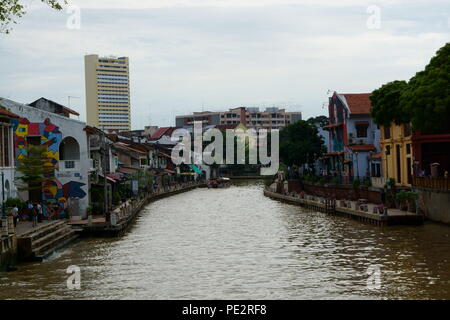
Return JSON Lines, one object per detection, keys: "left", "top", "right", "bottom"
{"left": 370, "top": 152, "right": 382, "bottom": 159}
{"left": 348, "top": 144, "right": 376, "bottom": 151}
{"left": 151, "top": 127, "right": 172, "bottom": 139}
{"left": 341, "top": 93, "right": 372, "bottom": 115}
{"left": 0, "top": 107, "right": 19, "bottom": 119}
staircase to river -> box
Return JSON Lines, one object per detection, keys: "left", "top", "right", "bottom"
{"left": 17, "top": 220, "right": 79, "bottom": 262}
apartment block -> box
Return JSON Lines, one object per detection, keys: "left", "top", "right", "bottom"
{"left": 175, "top": 107, "right": 302, "bottom": 129}
{"left": 85, "top": 54, "right": 131, "bottom": 131}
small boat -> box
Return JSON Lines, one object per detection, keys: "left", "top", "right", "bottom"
{"left": 207, "top": 177, "right": 231, "bottom": 188}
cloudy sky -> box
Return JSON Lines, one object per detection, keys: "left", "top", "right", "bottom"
{"left": 0, "top": 0, "right": 448, "bottom": 128}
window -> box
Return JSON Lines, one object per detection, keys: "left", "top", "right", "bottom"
{"left": 0, "top": 125, "right": 12, "bottom": 167}
{"left": 406, "top": 143, "right": 411, "bottom": 155}
{"left": 356, "top": 124, "right": 368, "bottom": 138}
{"left": 403, "top": 123, "right": 411, "bottom": 137}
{"left": 59, "top": 137, "right": 80, "bottom": 161}
{"left": 65, "top": 161, "right": 75, "bottom": 169}
{"left": 384, "top": 126, "right": 391, "bottom": 139}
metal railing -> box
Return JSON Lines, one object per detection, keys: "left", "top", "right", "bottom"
{"left": 412, "top": 177, "right": 450, "bottom": 190}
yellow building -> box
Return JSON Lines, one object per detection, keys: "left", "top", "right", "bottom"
{"left": 380, "top": 123, "right": 413, "bottom": 187}
{"left": 84, "top": 54, "right": 131, "bottom": 131}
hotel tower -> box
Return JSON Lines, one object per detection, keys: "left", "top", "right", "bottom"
{"left": 84, "top": 54, "right": 131, "bottom": 131}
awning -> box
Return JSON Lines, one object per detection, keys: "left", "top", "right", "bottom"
{"left": 348, "top": 144, "right": 376, "bottom": 152}
{"left": 323, "top": 122, "right": 343, "bottom": 130}
{"left": 117, "top": 166, "right": 139, "bottom": 174}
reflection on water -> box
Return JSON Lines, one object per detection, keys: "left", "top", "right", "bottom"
{"left": 2, "top": 180, "right": 450, "bottom": 299}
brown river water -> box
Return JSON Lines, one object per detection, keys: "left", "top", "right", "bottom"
{"left": 1, "top": 180, "right": 450, "bottom": 299}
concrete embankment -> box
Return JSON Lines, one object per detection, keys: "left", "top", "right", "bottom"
{"left": 0, "top": 234, "right": 17, "bottom": 271}
{"left": 263, "top": 189, "right": 423, "bottom": 226}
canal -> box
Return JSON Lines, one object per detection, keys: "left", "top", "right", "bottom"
{"left": 2, "top": 180, "right": 450, "bottom": 299}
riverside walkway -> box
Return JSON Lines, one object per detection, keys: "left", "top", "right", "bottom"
{"left": 263, "top": 188, "right": 423, "bottom": 226}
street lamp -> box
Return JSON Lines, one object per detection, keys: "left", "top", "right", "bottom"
{"left": 1, "top": 170, "right": 5, "bottom": 219}
{"left": 385, "top": 147, "right": 389, "bottom": 181}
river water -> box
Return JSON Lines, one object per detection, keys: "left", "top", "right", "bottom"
{"left": 2, "top": 180, "right": 450, "bottom": 299}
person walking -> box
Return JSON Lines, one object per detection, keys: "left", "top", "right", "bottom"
{"left": 27, "top": 201, "right": 34, "bottom": 221}
{"left": 12, "top": 205, "right": 19, "bottom": 228}
{"left": 31, "top": 203, "right": 38, "bottom": 227}
{"left": 36, "top": 202, "right": 43, "bottom": 223}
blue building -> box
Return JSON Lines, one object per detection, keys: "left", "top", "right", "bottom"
{"left": 323, "top": 92, "right": 381, "bottom": 184}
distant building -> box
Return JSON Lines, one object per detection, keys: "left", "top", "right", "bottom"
{"left": 175, "top": 107, "right": 301, "bottom": 130}
{"left": 324, "top": 92, "right": 381, "bottom": 183}
{"left": 85, "top": 54, "right": 131, "bottom": 131}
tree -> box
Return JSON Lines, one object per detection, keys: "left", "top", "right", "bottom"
{"left": 15, "top": 145, "right": 56, "bottom": 192}
{"left": 370, "top": 80, "right": 409, "bottom": 127}
{"left": 307, "top": 115, "right": 328, "bottom": 128}
{"left": 400, "top": 42, "right": 450, "bottom": 133}
{"left": 280, "top": 120, "right": 325, "bottom": 167}
{"left": 0, "top": 0, "right": 65, "bottom": 34}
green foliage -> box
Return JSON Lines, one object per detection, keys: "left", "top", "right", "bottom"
{"left": 307, "top": 115, "right": 329, "bottom": 128}
{"left": 15, "top": 145, "right": 56, "bottom": 192}
{"left": 112, "top": 191, "right": 121, "bottom": 204}
{"left": 0, "top": 0, "right": 66, "bottom": 34}
{"left": 384, "top": 178, "right": 396, "bottom": 190}
{"left": 362, "top": 179, "right": 372, "bottom": 188}
{"left": 395, "top": 190, "right": 408, "bottom": 203}
{"left": 370, "top": 42, "right": 450, "bottom": 133}
{"left": 331, "top": 177, "right": 340, "bottom": 185}
{"left": 280, "top": 120, "right": 325, "bottom": 167}
{"left": 352, "top": 179, "right": 361, "bottom": 189}
{"left": 406, "top": 191, "right": 418, "bottom": 201}
{"left": 3, "top": 197, "right": 26, "bottom": 210}
{"left": 370, "top": 80, "right": 409, "bottom": 127}
{"left": 400, "top": 43, "right": 450, "bottom": 133}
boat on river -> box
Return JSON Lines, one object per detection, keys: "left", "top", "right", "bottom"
{"left": 207, "top": 177, "right": 231, "bottom": 188}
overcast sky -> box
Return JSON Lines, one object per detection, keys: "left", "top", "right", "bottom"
{"left": 0, "top": 0, "right": 448, "bottom": 128}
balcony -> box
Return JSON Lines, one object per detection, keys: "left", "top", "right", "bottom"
{"left": 371, "top": 177, "right": 387, "bottom": 189}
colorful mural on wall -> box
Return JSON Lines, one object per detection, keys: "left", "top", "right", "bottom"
{"left": 12, "top": 117, "right": 86, "bottom": 204}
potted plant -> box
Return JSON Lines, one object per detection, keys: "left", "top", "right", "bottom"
{"left": 406, "top": 191, "right": 418, "bottom": 213}
{"left": 396, "top": 190, "right": 408, "bottom": 211}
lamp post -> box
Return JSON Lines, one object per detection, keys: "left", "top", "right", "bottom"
{"left": 385, "top": 148, "right": 389, "bottom": 182}
{"left": 355, "top": 152, "right": 359, "bottom": 180}
{"left": 1, "top": 170, "right": 5, "bottom": 219}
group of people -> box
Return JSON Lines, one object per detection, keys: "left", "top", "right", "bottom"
{"left": 11, "top": 201, "right": 67, "bottom": 228}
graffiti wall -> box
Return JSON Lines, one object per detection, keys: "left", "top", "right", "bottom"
{"left": 12, "top": 117, "right": 87, "bottom": 204}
